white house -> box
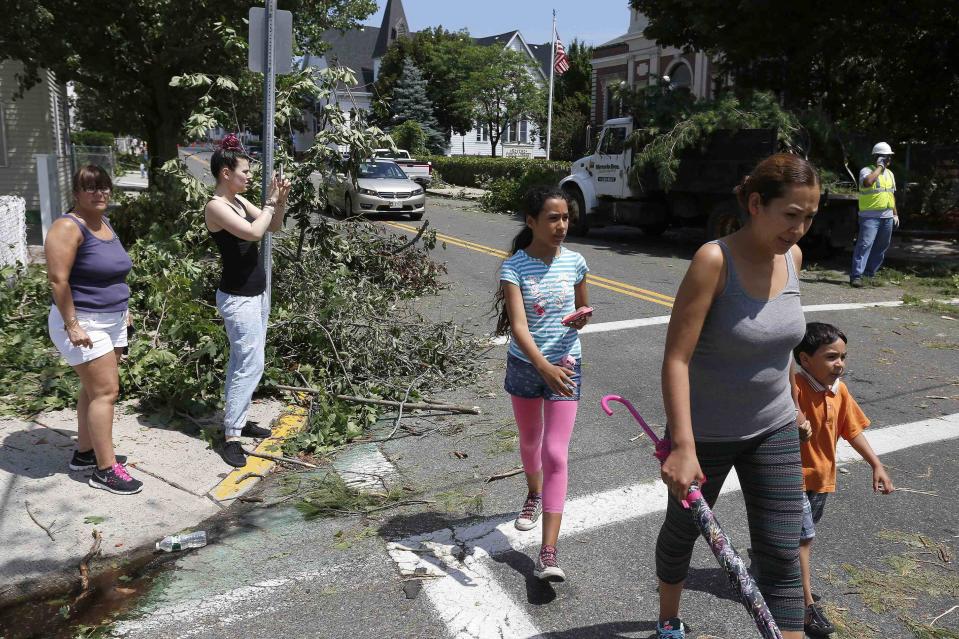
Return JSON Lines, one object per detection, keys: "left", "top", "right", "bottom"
{"left": 294, "top": 0, "right": 552, "bottom": 158}
{"left": 0, "top": 60, "right": 72, "bottom": 210}
{"left": 449, "top": 30, "right": 550, "bottom": 159}
{"left": 590, "top": 8, "right": 717, "bottom": 124}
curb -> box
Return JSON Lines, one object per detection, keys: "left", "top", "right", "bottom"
{"left": 209, "top": 406, "right": 308, "bottom": 503}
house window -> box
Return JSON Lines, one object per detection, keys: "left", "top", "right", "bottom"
{"left": 520, "top": 119, "right": 528, "bottom": 144}
{"left": 475, "top": 121, "right": 489, "bottom": 142}
{"left": 604, "top": 83, "right": 619, "bottom": 120}
{"left": 0, "top": 103, "right": 8, "bottom": 167}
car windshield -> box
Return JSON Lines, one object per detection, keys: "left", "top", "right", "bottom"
{"left": 358, "top": 162, "right": 407, "bottom": 179}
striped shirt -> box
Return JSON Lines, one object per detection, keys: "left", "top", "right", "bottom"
{"left": 499, "top": 247, "right": 589, "bottom": 363}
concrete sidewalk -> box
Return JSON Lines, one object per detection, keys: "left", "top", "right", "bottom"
{"left": 0, "top": 399, "right": 285, "bottom": 607}
{"left": 114, "top": 171, "right": 148, "bottom": 192}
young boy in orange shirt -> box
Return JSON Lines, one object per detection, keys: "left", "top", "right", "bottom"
{"left": 793, "top": 322, "right": 894, "bottom": 637}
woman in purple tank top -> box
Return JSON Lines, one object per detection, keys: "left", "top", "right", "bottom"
{"left": 45, "top": 165, "right": 142, "bottom": 495}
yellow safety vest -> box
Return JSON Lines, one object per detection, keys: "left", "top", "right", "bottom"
{"left": 858, "top": 166, "right": 896, "bottom": 212}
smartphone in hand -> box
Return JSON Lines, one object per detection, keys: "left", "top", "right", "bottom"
{"left": 561, "top": 306, "right": 594, "bottom": 327}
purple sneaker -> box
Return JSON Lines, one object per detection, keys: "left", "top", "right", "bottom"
{"left": 514, "top": 492, "right": 542, "bottom": 531}
{"left": 534, "top": 544, "right": 565, "bottom": 582}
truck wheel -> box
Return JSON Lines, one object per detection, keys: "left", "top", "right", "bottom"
{"left": 707, "top": 200, "right": 746, "bottom": 240}
{"left": 640, "top": 222, "right": 668, "bottom": 237}
{"left": 565, "top": 187, "right": 589, "bottom": 237}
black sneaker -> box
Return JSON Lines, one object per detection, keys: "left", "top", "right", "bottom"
{"left": 805, "top": 603, "right": 836, "bottom": 636}
{"left": 220, "top": 441, "right": 248, "bottom": 467}
{"left": 240, "top": 421, "right": 272, "bottom": 438}
{"left": 850, "top": 277, "right": 864, "bottom": 288}
{"left": 89, "top": 463, "right": 143, "bottom": 495}
{"left": 69, "top": 449, "right": 127, "bottom": 471}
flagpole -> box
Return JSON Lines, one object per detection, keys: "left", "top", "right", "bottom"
{"left": 546, "top": 9, "right": 556, "bottom": 160}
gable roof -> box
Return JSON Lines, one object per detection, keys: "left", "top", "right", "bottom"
{"left": 474, "top": 30, "right": 549, "bottom": 81}
{"left": 319, "top": 26, "right": 381, "bottom": 90}
{"left": 373, "top": 0, "right": 410, "bottom": 59}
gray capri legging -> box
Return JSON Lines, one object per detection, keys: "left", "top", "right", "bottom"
{"left": 655, "top": 422, "right": 805, "bottom": 632}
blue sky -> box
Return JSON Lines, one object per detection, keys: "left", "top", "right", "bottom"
{"left": 363, "top": 1, "right": 631, "bottom": 47}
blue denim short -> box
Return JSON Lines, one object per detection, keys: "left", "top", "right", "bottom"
{"left": 800, "top": 491, "right": 829, "bottom": 541}
{"left": 504, "top": 353, "right": 582, "bottom": 401}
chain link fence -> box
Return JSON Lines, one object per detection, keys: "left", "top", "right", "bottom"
{"left": 72, "top": 144, "right": 116, "bottom": 178}
{"left": 0, "top": 196, "right": 28, "bottom": 269}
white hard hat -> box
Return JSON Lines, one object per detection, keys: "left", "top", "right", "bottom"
{"left": 871, "top": 142, "right": 894, "bottom": 155}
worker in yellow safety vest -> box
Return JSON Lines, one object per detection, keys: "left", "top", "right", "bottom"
{"left": 850, "top": 142, "right": 899, "bottom": 287}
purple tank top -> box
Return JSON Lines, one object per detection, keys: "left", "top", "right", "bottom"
{"left": 64, "top": 215, "right": 132, "bottom": 312}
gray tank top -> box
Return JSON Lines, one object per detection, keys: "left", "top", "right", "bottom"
{"left": 688, "top": 240, "right": 806, "bottom": 441}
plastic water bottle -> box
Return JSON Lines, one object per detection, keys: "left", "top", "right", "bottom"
{"left": 156, "top": 530, "right": 207, "bottom": 552}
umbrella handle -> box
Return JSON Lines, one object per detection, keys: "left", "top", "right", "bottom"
{"left": 602, "top": 394, "right": 705, "bottom": 509}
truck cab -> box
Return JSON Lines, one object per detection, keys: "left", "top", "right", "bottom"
{"left": 560, "top": 119, "right": 857, "bottom": 253}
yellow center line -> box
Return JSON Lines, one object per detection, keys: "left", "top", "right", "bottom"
{"left": 384, "top": 221, "right": 675, "bottom": 308}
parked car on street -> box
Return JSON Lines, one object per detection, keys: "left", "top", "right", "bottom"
{"left": 373, "top": 149, "right": 432, "bottom": 186}
{"left": 326, "top": 159, "right": 426, "bottom": 220}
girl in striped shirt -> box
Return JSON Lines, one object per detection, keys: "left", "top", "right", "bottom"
{"left": 493, "top": 186, "right": 591, "bottom": 582}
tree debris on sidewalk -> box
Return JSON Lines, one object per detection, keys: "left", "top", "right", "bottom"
{"left": 24, "top": 500, "right": 55, "bottom": 541}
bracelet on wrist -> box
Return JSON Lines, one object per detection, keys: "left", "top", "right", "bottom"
{"left": 64, "top": 317, "right": 79, "bottom": 330}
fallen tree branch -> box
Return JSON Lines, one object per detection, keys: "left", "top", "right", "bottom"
{"left": 486, "top": 467, "right": 524, "bottom": 483}
{"left": 25, "top": 501, "right": 55, "bottom": 541}
{"left": 75, "top": 528, "right": 103, "bottom": 604}
{"left": 275, "top": 385, "right": 481, "bottom": 414}
{"left": 333, "top": 499, "right": 435, "bottom": 516}
{"left": 931, "top": 605, "right": 959, "bottom": 626}
{"left": 235, "top": 472, "right": 266, "bottom": 484}
{"left": 389, "top": 219, "right": 429, "bottom": 255}
{"left": 243, "top": 449, "right": 317, "bottom": 469}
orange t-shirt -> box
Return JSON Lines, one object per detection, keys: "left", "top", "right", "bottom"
{"left": 795, "top": 373, "right": 870, "bottom": 493}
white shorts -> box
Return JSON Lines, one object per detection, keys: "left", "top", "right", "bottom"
{"left": 48, "top": 305, "right": 128, "bottom": 367}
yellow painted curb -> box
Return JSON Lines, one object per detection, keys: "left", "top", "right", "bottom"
{"left": 209, "top": 406, "right": 308, "bottom": 502}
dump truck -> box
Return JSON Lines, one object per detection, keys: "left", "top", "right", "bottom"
{"left": 559, "top": 117, "right": 858, "bottom": 254}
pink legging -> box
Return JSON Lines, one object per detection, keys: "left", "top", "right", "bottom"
{"left": 511, "top": 396, "right": 579, "bottom": 513}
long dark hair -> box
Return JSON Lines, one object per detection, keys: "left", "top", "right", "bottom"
{"left": 492, "top": 186, "right": 569, "bottom": 336}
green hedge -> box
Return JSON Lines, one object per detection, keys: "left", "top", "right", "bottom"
{"left": 425, "top": 155, "right": 570, "bottom": 189}
{"left": 72, "top": 130, "right": 115, "bottom": 147}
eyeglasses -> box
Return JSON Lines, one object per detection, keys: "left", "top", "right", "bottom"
{"left": 81, "top": 187, "right": 112, "bottom": 194}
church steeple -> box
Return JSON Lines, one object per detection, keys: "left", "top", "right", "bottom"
{"left": 372, "top": 0, "right": 409, "bottom": 59}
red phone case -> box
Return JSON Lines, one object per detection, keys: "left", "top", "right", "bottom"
{"left": 562, "top": 306, "right": 594, "bottom": 326}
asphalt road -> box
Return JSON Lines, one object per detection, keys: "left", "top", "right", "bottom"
{"left": 105, "top": 185, "right": 959, "bottom": 639}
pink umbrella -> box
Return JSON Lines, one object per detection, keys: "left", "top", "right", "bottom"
{"left": 602, "top": 394, "right": 784, "bottom": 639}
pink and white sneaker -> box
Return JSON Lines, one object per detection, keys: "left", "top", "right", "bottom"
{"left": 534, "top": 544, "right": 566, "bottom": 582}
{"left": 514, "top": 492, "right": 542, "bottom": 531}
{"left": 89, "top": 463, "right": 143, "bottom": 495}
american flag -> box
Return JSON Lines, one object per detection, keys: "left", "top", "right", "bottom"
{"left": 553, "top": 34, "right": 570, "bottom": 75}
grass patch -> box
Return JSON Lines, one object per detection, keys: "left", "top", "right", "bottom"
{"left": 903, "top": 294, "right": 959, "bottom": 314}
{"left": 331, "top": 525, "right": 378, "bottom": 550}
{"left": 486, "top": 428, "right": 518, "bottom": 455}
{"left": 831, "top": 530, "right": 959, "bottom": 636}
{"left": 294, "top": 473, "right": 409, "bottom": 519}
{"left": 434, "top": 489, "right": 484, "bottom": 515}
{"left": 920, "top": 341, "right": 959, "bottom": 350}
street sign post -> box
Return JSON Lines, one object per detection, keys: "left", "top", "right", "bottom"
{"left": 248, "top": 2, "right": 293, "bottom": 309}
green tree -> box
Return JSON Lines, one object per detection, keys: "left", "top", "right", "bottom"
{"left": 373, "top": 27, "right": 478, "bottom": 136}
{"left": 390, "top": 120, "right": 427, "bottom": 157}
{"left": 389, "top": 58, "right": 447, "bottom": 153}
{"left": 630, "top": 0, "right": 959, "bottom": 144}
{"left": 545, "top": 39, "right": 593, "bottom": 160}
{"left": 0, "top": 0, "right": 377, "bottom": 176}
{"left": 457, "top": 47, "right": 544, "bottom": 158}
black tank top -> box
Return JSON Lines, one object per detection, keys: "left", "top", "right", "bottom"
{"left": 208, "top": 197, "right": 266, "bottom": 296}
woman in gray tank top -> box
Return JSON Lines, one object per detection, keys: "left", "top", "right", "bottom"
{"left": 653, "top": 154, "right": 821, "bottom": 639}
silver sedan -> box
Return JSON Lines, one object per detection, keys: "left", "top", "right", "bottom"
{"left": 327, "top": 159, "right": 426, "bottom": 220}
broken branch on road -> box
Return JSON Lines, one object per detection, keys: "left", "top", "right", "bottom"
{"left": 24, "top": 501, "right": 55, "bottom": 541}
{"left": 275, "top": 385, "right": 481, "bottom": 414}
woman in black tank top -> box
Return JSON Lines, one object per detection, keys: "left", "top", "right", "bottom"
{"left": 204, "top": 134, "right": 290, "bottom": 467}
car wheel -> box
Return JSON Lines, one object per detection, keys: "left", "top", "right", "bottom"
{"left": 345, "top": 194, "right": 353, "bottom": 217}
{"left": 409, "top": 212, "right": 424, "bottom": 221}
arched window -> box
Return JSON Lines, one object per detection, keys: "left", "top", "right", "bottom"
{"left": 666, "top": 61, "right": 693, "bottom": 92}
